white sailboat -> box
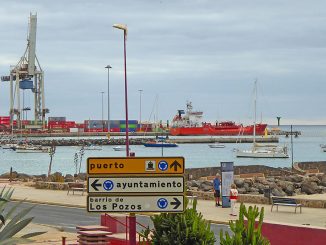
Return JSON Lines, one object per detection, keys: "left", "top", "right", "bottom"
{"left": 235, "top": 80, "right": 289, "bottom": 158}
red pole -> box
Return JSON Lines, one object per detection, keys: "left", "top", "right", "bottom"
{"left": 129, "top": 213, "right": 136, "bottom": 245}
{"left": 129, "top": 153, "right": 136, "bottom": 245}
{"left": 123, "top": 30, "right": 130, "bottom": 157}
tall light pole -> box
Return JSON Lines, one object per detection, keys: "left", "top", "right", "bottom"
{"left": 113, "top": 23, "right": 135, "bottom": 245}
{"left": 105, "top": 65, "right": 112, "bottom": 132}
{"left": 113, "top": 23, "right": 129, "bottom": 157}
{"left": 100, "top": 91, "right": 104, "bottom": 131}
{"left": 138, "top": 89, "right": 143, "bottom": 131}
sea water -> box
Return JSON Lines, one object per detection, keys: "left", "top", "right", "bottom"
{"left": 0, "top": 125, "right": 326, "bottom": 175}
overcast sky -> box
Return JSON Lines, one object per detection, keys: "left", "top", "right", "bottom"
{"left": 0, "top": 0, "right": 325, "bottom": 125}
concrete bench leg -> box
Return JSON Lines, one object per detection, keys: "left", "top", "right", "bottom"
{"left": 271, "top": 205, "right": 273, "bottom": 212}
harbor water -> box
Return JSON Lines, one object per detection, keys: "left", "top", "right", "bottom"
{"left": 1, "top": 125, "right": 326, "bottom": 175}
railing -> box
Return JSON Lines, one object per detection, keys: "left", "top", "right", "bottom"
{"left": 101, "top": 213, "right": 151, "bottom": 244}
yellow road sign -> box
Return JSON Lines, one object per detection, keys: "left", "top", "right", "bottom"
{"left": 87, "top": 157, "right": 184, "bottom": 174}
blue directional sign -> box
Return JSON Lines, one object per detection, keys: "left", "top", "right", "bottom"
{"left": 103, "top": 180, "right": 114, "bottom": 191}
{"left": 158, "top": 160, "right": 169, "bottom": 171}
{"left": 157, "top": 198, "right": 168, "bottom": 209}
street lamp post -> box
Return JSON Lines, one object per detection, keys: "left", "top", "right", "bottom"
{"left": 138, "top": 89, "right": 143, "bottom": 131}
{"left": 113, "top": 23, "right": 135, "bottom": 245}
{"left": 105, "top": 65, "right": 112, "bottom": 132}
{"left": 113, "top": 23, "right": 129, "bottom": 157}
{"left": 100, "top": 91, "right": 104, "bottom": 131}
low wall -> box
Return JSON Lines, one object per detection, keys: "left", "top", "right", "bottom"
{"left": 262, "top": 222, "right": 326, "bottom": 245}
{"left": 188, "top": 191, "right": 326, "bottom": 208}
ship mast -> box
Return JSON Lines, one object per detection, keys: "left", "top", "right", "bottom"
{"left": 253, "top": 79, "right": 257, "bottom": 146}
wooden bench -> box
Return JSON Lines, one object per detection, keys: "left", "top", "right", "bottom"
{"left": 271, "top": 197, "right": 302, "bottom": 213}
{"left": 67, "top": 182, "right": 86, "bottom": 195}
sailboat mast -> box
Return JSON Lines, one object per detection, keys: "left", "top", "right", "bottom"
{"left": 253, "top": 80, "right": 257, "bottom": 144}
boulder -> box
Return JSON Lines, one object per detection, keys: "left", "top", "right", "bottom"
{"left": 316, "top": 186, "right": 326, "bottom": 194}
{"left": 301, "top": 181, "right": 318, "bottom": 195}
{"left": 253, "top": 183, "right": 266, "bottom": 194}
{"left": 294, "top": 188, "right": 301, "bottom": 195}
{"left": 254, "top": 177, "right": 266, "bottom": 184}
{"left": 284, "top": 184, "right": 295, "bottom": 196}
{"left": 249, "top": 187, "right": 259, "bottom": 193}
{"left": 285, "top": 175, "right": 303, "bottom": 183}
{"left": 244, "top": 178, "right": 253, "bottom": 187}
{"left": 320, "top": 174, "right": 326, "bottom": 187}
{"left": 277, "top": 180, "right": 293, "bottom": 191}
{"left": 266, "top": 177, "right": 275, "bottom": 183}
{"left": 64, "top": 174, "right": 74, "bottom": 182}
{"left": 243, "top": 183, "right": 251, "bottom": 192}
{"left": 187, "top": 180, "right": 201, "bottom": 188}
{"left": 307, "top": 176, "right": 321, "bottom": 184}
{"left": 237, "top": 188, "right": 247, "bottom": 194}
{"left": 199, "top": 182, "right": 213, "bottom": 192}
{"left": 267, "top": 182, "right": 277, "bottom": 189}
{"left": 234, "top": 179, "right": 244, "bottom": 188}
{"left": 271, "top": 187, "right": 286, "bottom": 197}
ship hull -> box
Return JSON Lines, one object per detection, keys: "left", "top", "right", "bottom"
{"left": 170, "top": 124, "right": 267, "bottom": 136}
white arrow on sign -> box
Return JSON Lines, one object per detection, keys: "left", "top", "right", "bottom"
{"left": 87, "top": 195, "right": 184, "bottom": 213}
{"left": 88, "top": 176, "right": 184, "bottom": 193}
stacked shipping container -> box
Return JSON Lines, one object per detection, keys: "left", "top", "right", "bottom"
{"left": 84, "top": 120, "right": 142, "bottom": 132}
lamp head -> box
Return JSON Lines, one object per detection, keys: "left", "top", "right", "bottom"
{"left": 113, "top": 24, "right": 127, "bottom": 31}
{"left": 105, "top": 65, "right": 112, "bottom": 69}
{"left": 113, "top": 23, "right": 128, "bottom": 36}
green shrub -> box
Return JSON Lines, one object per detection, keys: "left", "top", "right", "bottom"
{"left": 220, "top": 203, "right": 270, "bottom": 245}
{"left": 140, "top": 198, "right": 216, "bottom": 245}
{"left": 0, "top": 187, "right": 46, "bottom": 244}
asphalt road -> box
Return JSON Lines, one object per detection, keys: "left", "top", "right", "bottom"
{"left": 8, "top": 201, "right": 231, "bottom": 244}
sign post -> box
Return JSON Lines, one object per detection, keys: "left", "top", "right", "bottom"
{"left": 221, "top": 162, "right": 234, "bottom": 208}
{"left": 87, "top": 156, "right": 185, "bottom": 243}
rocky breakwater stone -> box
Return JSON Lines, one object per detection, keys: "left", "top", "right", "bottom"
{"left": 301, "top": 180, "right": 318, "bottom": 195}
{"left": 271, "top": 187, "right": 286, "bottom": 197}
{"left": 319, "top": 174, "right": 326, "bottom": 187}
{"left": 199, "top": 180, "right": 213, "bottom": 192}
{"left": 277, "top": 180, "right": 295, "bottom": 196}
{"left": 187, "top": 180, "right": 201, "bottom": 188}
{"left": 285, "top": 174, "right": 304, "bottom": 183}
{"left": 234, "top": 179, "right": 244, "bottom": 188}
{"left": 64, "top": 174, "right": 74, "bottom": 182}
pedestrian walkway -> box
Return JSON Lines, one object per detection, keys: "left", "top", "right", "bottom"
{"left": 3, "top": 181, "right": 326, "bottom": 229}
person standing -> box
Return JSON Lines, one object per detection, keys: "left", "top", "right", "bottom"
{"left": 230, "top": 183, "right": 238, "bottom": 216}
{"left": 213, "top": 173, "right": 221, "bottom": 207}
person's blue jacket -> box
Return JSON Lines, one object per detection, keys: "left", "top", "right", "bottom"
{"left": 213, "top": 178, "right": 220, "bottom": 191}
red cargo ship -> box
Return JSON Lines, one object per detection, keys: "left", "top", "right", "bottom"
{"left": 169, "top": 102, "right": 267, "bottom": 136}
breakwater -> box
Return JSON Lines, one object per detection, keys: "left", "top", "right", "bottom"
{"left": 0, "top": 136, "right": 278, "bottom": 146}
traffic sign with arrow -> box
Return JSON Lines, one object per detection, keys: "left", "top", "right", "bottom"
{"left": 87, "top": 195, "right": 184, "bottom": 213}
{"left": 88, "top": 176, "right": 185, "bottom": 193}
{"left": 87, "top": 157, "right": 184, "bottom": 174}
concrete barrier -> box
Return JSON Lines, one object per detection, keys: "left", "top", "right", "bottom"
{"left": 262, "top": 222, "right": 326, "bottom": 245}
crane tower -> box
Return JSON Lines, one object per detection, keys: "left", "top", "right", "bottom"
{"left": 1, "top": 13, "right": 49, "bottom": 130}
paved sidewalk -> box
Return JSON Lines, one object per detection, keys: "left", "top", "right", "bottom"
{"left": 3, "top": 182, "right": 326, "bottom": 229}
